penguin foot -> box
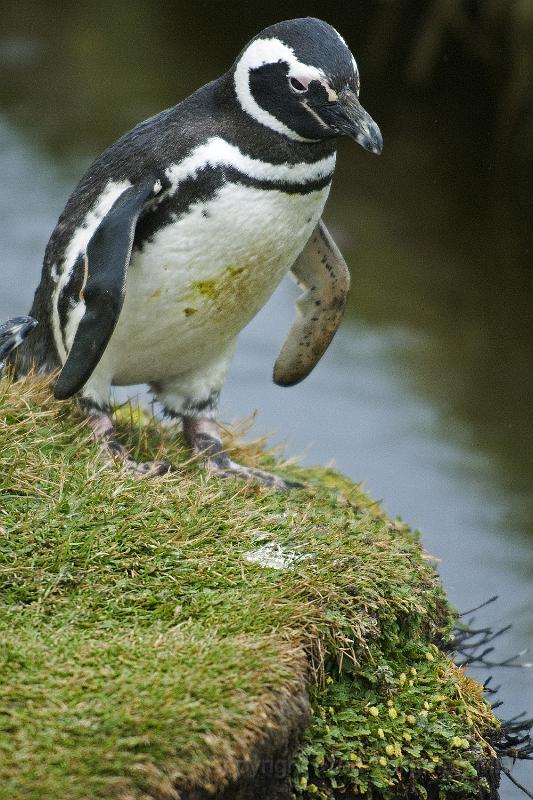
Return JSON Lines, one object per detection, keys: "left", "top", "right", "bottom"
{"left": 87, "top": 410, "right": 174, "bottom": 477}
{"left": 123, "top": 458, "right": 174, "bottom": 477}
{"left": 182, "top": 416, "right": 302, "bottom": 491}
{"left": 85, "top": 409, "right": 299, "bottom": 488}
{"left": 208, "top": 455, "right": 301, "bottom": 490}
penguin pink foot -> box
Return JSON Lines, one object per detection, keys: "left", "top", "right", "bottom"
{"left": 86, "top": 410, "right": 174, "bottom": 477}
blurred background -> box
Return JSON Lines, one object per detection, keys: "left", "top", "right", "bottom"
{"left": 0, "top": 1, "right": 531, "bottom": 795}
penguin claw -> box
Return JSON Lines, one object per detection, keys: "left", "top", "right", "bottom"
{"left": 125, "top": 459, "right": 175, "bottom": 477}
{"left": 87, "top": 412, "right": 175, "bottom": 478}
{"left": 88, "top": 412, "right": 300, "bottom": 488}
{"left": 103, "top": 445, "right": 175, "bottom": 477}
{"left": 207, "top": 457, "right": 302, "bottom": 491}
{"left": 108, "top": 445, "right": 174, "bottom": 477}
{"left": 181, "top": 417, "right": 303, "bottom": 491}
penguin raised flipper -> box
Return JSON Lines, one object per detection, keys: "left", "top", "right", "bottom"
{"left": 54, "top": 180, "right": 155, "bottom": 400}
{"left": 273, "top": 219, "right": 350, "bottom": 387}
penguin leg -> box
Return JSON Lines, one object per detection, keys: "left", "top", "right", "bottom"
{"left": 151, "top": 357, "right": 300, "bottom": 490}
{"left": 80, "top": 401, "right": 174, "bottom": 477}
{"left": 181, "top": 416, "right": 300, "bottom": 491}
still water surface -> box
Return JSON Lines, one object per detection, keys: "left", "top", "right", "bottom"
{"left": 0, "top": 7, "right": 531, "bottom": 795}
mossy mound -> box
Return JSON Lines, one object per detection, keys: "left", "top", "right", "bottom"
{"left": 0, "top": 377, "right": 499, "bottom": 799}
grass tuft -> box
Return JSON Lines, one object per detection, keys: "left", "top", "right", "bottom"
{"left": 0, "top": 376, "right": 499, "bottom": 799}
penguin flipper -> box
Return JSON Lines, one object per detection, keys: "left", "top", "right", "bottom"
{"left": 273, "top": 219, "right": 350, "bottom": 387}
{"left": 54, "top": 180, "right": 154, "bottom": 400}
{"left": 0, "top": 316, "right": 38, "bottom": 373}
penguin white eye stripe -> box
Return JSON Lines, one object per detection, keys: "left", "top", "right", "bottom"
{"left": 234, "top": 37, "right": 328, "bottom": 141}
{"left": 236, "top": 37, "right": 326, "bottom": 82}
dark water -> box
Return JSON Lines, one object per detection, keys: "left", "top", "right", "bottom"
{"left": 0, "top": 3, "right": 531, "bottom": 796}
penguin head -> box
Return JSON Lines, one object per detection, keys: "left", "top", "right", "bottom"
{"left": 232, "top": 17, "right": 382, "bottom": 153}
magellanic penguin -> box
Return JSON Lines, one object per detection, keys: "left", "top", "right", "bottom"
{"left": 9, "top": 17, "right": 382, "bottom": 488}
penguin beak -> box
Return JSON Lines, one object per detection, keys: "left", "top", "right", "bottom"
{"left": 331, "top": 88, "right": 383, "bottom": 155}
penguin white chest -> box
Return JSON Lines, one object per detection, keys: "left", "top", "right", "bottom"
{"left": 105, "top": 180, "right": 331, "bottom": 383}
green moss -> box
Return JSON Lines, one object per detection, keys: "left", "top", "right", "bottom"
{"left": 293, "top": 647, "right": 495, "bottom": 799}
{"left": 0, "top": 377, "right": 498, "bottom": 799}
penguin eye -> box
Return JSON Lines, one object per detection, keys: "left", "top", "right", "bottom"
{"left": 289, "top": 77, "right": 307, "bottom": 94}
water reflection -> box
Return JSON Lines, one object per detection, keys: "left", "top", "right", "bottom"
{"left": 0, "top": 3, "right": 531, "bottom": 796}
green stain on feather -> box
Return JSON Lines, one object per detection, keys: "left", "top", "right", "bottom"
{"left": 191, "top": 278, "right": 218, "bottom": 299}
{"left": 190, "top": 265, "right": 246, "bottom": 302}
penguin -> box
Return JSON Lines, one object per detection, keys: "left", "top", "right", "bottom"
{"left": 9, "top": 17, "right": 382, "bottom": 488}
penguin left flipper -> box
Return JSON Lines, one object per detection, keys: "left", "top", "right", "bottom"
{"left": 273, "top": 219, "right": 350, "bottom": 387}
{"left": 54, "top": 180, "right": 155, "bottom": 400}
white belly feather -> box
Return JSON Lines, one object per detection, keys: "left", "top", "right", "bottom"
{"left": 96, "top": 180, "right": 331, "bottom": 386}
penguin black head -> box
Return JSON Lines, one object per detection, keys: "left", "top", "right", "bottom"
{"left": 232, "top": 17, "right": 383, "bottom": 154}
